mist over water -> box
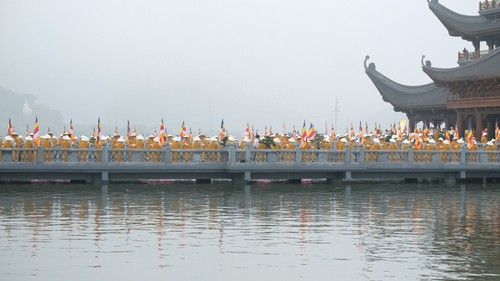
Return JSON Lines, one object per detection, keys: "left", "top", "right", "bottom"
{"left": 1, "top": 182, "right": 499, "bottom": 281}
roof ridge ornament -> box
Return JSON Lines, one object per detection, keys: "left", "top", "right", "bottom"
{"left": 421, "top": 55, "right": 432, "bottom": 67}
{"left": 364, "top": 55, "right": 376, "bottom": 70}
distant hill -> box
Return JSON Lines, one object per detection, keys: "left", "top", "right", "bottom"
{"left": 0, "top": 85, "right": 64, "bottom": 136}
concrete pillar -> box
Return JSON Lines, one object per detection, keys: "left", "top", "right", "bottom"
{"left": 102, "top": 171, "right": 109, "bottom": 185}
{"left": 475, "top": 111, "right": 483, "bottom": 139}
{"left": 444, "top": 173, "right": 457, "bottom": 185}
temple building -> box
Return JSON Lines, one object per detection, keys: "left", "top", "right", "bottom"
{"left": 365, "top": 0, "right": 500, "bottom": 139}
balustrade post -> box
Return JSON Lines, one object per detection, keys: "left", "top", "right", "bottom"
{"left": 295, "top": 147, "right": 301, "bottom": 163}
{"left": 228, "top": 147, "right": 236, "bottom": 164}
{"left": 460, "top": 146, "right": 466, "bottom": 163}
{"left": 345, "top": 148, "right": 350, "bottom": 165}
{"left": 36, "top": 146, "right": 43, "bottom": 164}
{"left": 102, "top": 145, "right": 108, "bottom": 164}
{"left": 164, "top": 146, "right": 171, "bottom": 164}
{"left": 245, "top": 147, "right": 251, "bottom": 163}
{"left": 408, "top": 146, "right": 414, "bottom": 164}
{"left": 359, "top": 146, "right": 365, "bottom": 165}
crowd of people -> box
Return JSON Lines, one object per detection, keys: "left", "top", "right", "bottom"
{"left": 1, "top": 121, "right": 499, "bottom": 163}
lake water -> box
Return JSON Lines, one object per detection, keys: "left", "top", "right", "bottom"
{"left": 0, "top": 181, "right": 499, "bottom": 281}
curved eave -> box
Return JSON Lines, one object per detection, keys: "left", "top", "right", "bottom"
{"left": 365, "top": 65, "right": 447, "bottom": 111}
{"left": 429, "top": 0, "right": 500, "bottom": 40}
{"left": 422, "top": 48, "right": 500, "bottom": 83}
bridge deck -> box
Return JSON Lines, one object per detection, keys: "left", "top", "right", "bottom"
{"left": 1, "top": 146, "right": 499, "bottom": 184}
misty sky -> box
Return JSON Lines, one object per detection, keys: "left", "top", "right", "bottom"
{"left": 0, "top": 0, "right": 476, "bottom": 137}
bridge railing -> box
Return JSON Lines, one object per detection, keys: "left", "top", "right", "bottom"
{"left": 1, "top": 146, "right": 500, "bottom": 165}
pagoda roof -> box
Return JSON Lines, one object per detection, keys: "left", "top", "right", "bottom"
{"left": 428, "top": 0, "right": 500, "bottom": 41}
{"left": 422, "top": 47, "right": 500, "bottom": 83}
{"left": 364, "top": 56, "right": 447, "bottom": 112}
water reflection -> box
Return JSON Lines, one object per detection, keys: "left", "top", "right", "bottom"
{"left": 0, "top": 182, "right": 499, "bottom": 280}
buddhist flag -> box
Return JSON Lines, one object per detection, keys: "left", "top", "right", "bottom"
{"left": 69, "top": 119, "right": 75, "bottom": 143}
{"left": 264, "top": 125, "right": 268, "bottom": 136}
{"left": 159, "top": 118, "right": 167, "bottom": 145}
{"left": 97, "top": 117, "right": 102, "bottom": 144}
{"left": 301, "top": 120, "right": 307, "bottom": 140}
{"left": 467, "top": 129, "right": 474, "bottom": 147}
{"left": 245, "top": 123, "right": 251, "bottom": 139}
{"left": 179, "top": 121, "right": 187, "bottom": 139}
{"left": 219, "top": 119, "right": 226, "bottom": 139}
{"left": 357, "top": 121, "right": 363, "bottom": 141}
{"left": 330, "top": 124, "right": 335, "bottom": 140}
{"left": 7, "top": 118, "right": 13, "bottom": 135}
{"left": 307, "top": 123, "right": 315, "bottom": 140}
{"left": 127, "top": 120, "right": 131, "bottom": 139}
{"left": 33, "top": 117, "right": 40, "bottom": 146}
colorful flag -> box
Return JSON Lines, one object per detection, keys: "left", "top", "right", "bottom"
{"left": 301, "top": 121, "right": 307, "bottom": 140}
{"left": 7, "top": 118, "right": 13, "bottom": 135}
{"left": 307, "top": 123, "right": 315, "bottom": 140}
{"left": 467, "top": 129, "right": 474, "bottom": 147}
{"left": 97, "top": 117, "right": 102, "bottom": 143}
{"left": 245, "top": 123, "right": 251, "bottom": 139}
{"left": 330, "top": 125, "right": 335, "bottom": 140}
{"left": 219, "top": 119, "right": 226, "bottom": 139}
{"left": 33, "top": 117, "right": 40, "bottom": 146}
{"left": 179, "top": 121, "right": 187, "bottom": 139}
{"left": 69, "top": 119, "right": 75, "bottom": 143}
{"left": 159, "top": 118, "right": 167, "bottom": 145}
{"left": 127, "top": 120, "right": 131, "bottom": 139}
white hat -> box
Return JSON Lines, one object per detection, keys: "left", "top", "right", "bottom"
{"left": 117, "top": 136, "right": 125, "bottom": 143}
{"left": 5, "top": 135, "right": 13, "bottom": 141}
{"left": 228, "top": 135, "right": 236, "bottom": 142}
{"left": 63, "top": 135, "right": 71, "bottom": 141}
{"left": 25, "top": 136, "right": 33, "bottom": 141}
{"left": 273, "top": 137, "right": 281, "bottom": 143}
{"left": 341, "top": 138, "right": 347, "bottom": 143}
{"left": 373, "top": 138, "right": 380, "bottom": 143}
{"left": 81, "top": 136, "right": 89, "bottom": 142}
{"left": 154, "top": 137, "right": 160, "bottom": 143}
{"left": 289, "top": 138, "right": 296, "bottom": 143}
{"left": 402, "top": 139, "right": 410, "bottom": 144}
{"left": 173, "top": 136, "right": 181, "bottom": 142}
{"left": 389, "top": 138, "right": 396, "bottom": 143}
{"left": 487, "top": 141, "right": 494, "bottom": 146}
{"left": 41, "top": 134, "right": 51, "bottom": 139}
{"left": 193, "top": 136, "right": 201, "bottom": 141}
{"left": 242, "top": 137, "right": 250, "bottom": 142}
{"left": 457, "top": 139, "right": 464, "bottom": 144}
{"left": 443, "top": 140, "right": 450, "bottom": 145}
{"left": 136, "top": 135, "right": 144, "bottom": 140}
{"left": 428, "top": 139, "right": 436, "bottom": 144}
{"left": 323, "top": 136, "right": 330, "bottom": 142}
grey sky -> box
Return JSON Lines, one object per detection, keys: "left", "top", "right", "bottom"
{"left": 0, "top": 0, "right": 474, "bottom": 136}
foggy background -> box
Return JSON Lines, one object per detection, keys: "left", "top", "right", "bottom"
{"left": 0, "top": 0, "right": 474, "bottom": 137}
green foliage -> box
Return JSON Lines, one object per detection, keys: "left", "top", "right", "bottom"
{"left": 259, "top": 136, "right": 275, "bottom": 148}
{"left": 312, "top": 134, "right": 324, "bottom": 149}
